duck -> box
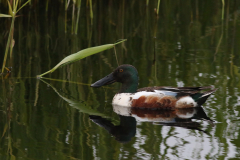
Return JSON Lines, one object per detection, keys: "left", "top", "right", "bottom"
{"left": 91, "top": 64, "right": 217, "bottom": 109}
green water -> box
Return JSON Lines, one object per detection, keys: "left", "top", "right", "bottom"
{"left": 0, "top": 1, "right": 240, "bottom": 159}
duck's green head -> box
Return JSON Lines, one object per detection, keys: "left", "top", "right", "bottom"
{"left": 91, "top": 64, "right": 139, "bottom": 93}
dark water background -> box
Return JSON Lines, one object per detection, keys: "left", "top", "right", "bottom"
{"left": 0, "top": 0, "right": 240, "bottom": 159}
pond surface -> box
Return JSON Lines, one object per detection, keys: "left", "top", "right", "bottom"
{"left": 0, "top": 1, "right": 240, "bottom": 159}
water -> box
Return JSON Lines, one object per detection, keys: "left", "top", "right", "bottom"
{"left": 0, "top": 1, "right": 240, "bottom": 159}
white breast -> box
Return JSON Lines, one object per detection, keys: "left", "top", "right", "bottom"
{"left": 112, "top": 93, "right": 133, "bottom": 107}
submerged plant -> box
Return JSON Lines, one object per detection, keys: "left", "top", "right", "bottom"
{"left": 0, "top": 0, "right": 31, "bottom": 74}
{"left": 37, "top": 39, "right": 126, "bottom": 78}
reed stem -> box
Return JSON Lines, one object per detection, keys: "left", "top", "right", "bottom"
{"left": 157, "top": 0, "right": 160, "bottom": 15}
{"left": 1, "top": 0, "right": 30, "bottom": 73}
{"left": 114, "top": 46, "right": 119, "bottom": 66}
{"left": 89, "top": 0, "right": 93, "bottom": 25}
{"left": 75, "top": 0, "right": 81, "bottom": 34}
{"left": 222, "top": 0, "right": 225, "bottom": 20}
{"left": 2, "top": 16, "right": 15, "bottom": 73}
{"left": 71, "top": 2, "right": 75, "bottom": 34}
{"left": 146, "top": 0, "right": 149, "bottom": 6}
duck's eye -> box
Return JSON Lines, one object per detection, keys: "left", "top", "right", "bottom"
{"left": 119, "top": 69, "right": 123, "bottom": 72}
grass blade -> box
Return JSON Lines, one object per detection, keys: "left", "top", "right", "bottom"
{"left": 37, "top": 39, "right": 127, "bottom": 78}
{"left": 16, "top": 0, "right": 31, "bottom": 13}
{"left": 0, "top": 14, "right": 12, "bottom": 17}
{"left": 7, "top": 0, "right": 13, "bottom": 16}
{"left": 15, "top": 0, "right": 20, "bottom": 11}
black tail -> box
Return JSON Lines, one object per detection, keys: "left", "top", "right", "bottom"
{"left": 192, "top": 88, "right": 218, "bottom": 105}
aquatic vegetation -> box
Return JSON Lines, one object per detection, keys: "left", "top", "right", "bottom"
{"left": 0, "top": 1, "right": 239, "bottom": 159}
{"left": 157, "top": 0, "right": 161, "bottom": 15}
{"left": 37, "top": 39, "right": 126, "bottom": 78}
{"left": 222, "top": 0, "right": 225, "bottom": 20}
{"left": 0, "top": 0, "right": 30, "bottom": 74}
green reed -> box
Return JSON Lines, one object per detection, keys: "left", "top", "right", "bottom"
{"left": 0, "top": 0, "right": 30, "bottom": 74}
{"left": 157, "top": 0, "right": 161, "bottom": 15}
{"left": 75, "top": 0, "right": 81, "bottom": 34}
{"left": 71, "top": 0, "right": 76, "bottom": 34}
{"left": 65, "top": 0, "right": 84, "bottom": 34}
{"left": 89, "top": 0, "right": 93, "bottom": 25}
{"left": 37, "top": 39, "right": 126, "bottom": 78}
{"left": 222, "top": 0, "right": 225, "bottom": 20}
{"left": 65, "top": 0, "right": 70, "bottom": 33}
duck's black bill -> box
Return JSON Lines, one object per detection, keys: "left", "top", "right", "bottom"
{"left": 91, "top": 72, "right": 116, "bottom": 88}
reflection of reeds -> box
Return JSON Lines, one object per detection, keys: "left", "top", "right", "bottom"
{"left": 1, "top": 0, "right": 30, "bottom": 74}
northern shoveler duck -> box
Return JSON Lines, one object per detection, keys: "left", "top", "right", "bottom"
{"left": 91, "top": 64, "right": 217, "bottom": 109}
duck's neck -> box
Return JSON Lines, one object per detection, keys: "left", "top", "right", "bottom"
{"left": 119, "top": 83, "right": 138, "bottom": 93}
{"left": 119, "top": 78, "right": 138, "bottom": 93}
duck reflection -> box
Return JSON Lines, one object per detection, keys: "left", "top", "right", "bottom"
{"left": 90, "top": 115, "right": 136, "bottom": 143}
{"left": 90, "top": 105, "right": 214, "bottom": 143}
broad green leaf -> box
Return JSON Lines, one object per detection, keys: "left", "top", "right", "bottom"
{"left": 0, "top": 14, "right": 12, "bottom": 17}
{"left": 37, "top": 39, "right": 126, "bottom": 77}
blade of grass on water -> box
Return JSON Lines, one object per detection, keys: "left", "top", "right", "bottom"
{"left": 37, "top": 39, "right": 127, "bottom": 78}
